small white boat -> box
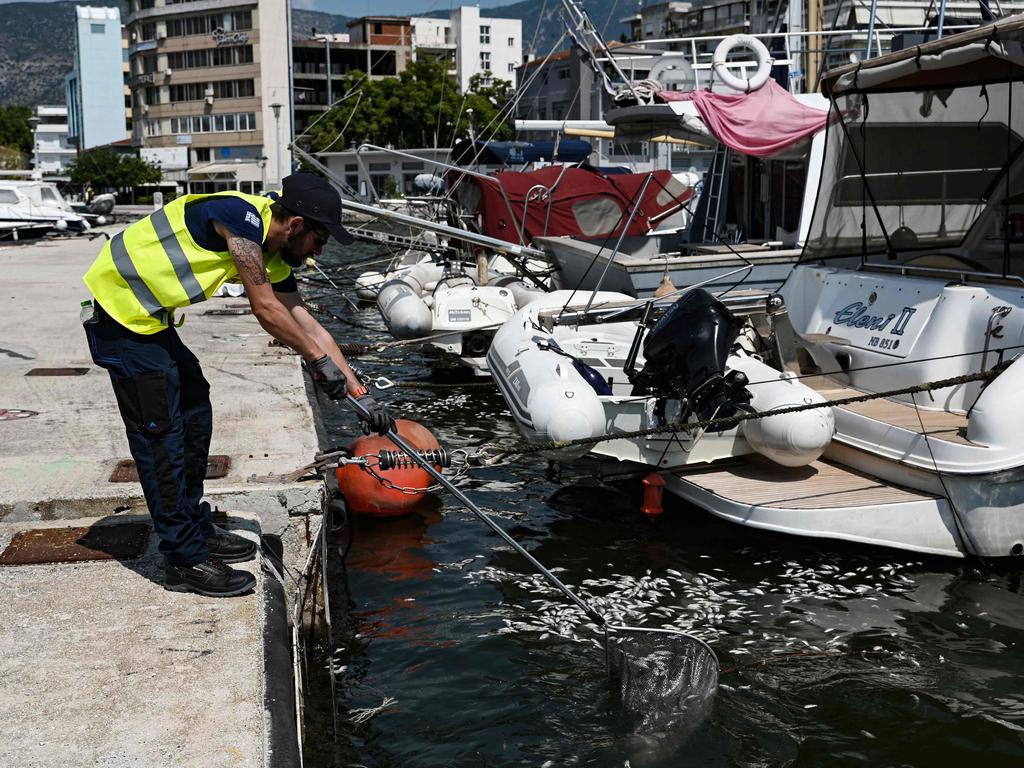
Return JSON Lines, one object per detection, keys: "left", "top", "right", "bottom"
{"left": 0, "top": 182, "right": 91, "bottom": 240}
{"left": 375, "top": 259, "right": 547, "bottom": 375}
{"left": 71, "top": 192, "right": 116, "bottom": 219}
{"left": 489, "top": 288, "right": 833, "bottom": 466}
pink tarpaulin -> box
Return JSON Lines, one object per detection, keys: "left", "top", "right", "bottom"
{"left": 658, "top": 80, "right": 829, "bottom": 157}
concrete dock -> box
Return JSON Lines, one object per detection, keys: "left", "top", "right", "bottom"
{"left": 0, "top": 229, "right": 325, "bottom": 767}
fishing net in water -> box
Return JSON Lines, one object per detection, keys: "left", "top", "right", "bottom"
{"left": 605, "top": 625, "right": 719, "bottom": 737}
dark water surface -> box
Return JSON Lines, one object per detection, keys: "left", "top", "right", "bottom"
{"left": 303, "top": 243, "right": 1024, "bottom": 767}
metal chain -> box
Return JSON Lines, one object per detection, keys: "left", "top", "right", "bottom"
{"left": 342, "top": 449, "right": 472, "bottom": 494}
{"left": 471, "top": 367, "right": 1004, "bottom": 466}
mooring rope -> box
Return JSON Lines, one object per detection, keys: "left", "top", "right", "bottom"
{"left": 470, "top": 367, "right": 1003, "bottom": 466}
{"left": 305, "top": 300, "right": 383, "bottom": 333}
{"left": 306, "top": 299, "right": 512, "bottom": 351}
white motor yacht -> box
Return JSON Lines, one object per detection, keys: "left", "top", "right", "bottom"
{"left": 490, "top": 17, "right": 1024, "bottom": 560}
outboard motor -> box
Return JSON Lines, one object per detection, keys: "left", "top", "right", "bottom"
{"left": 631, "top": 289, "right": 745, "bottom": 421}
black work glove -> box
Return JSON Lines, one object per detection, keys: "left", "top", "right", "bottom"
{"left": 356, "top": 393, "right": 393, "bottom": 435}
{"left": 309, "top": 355, "right": 347, "bottom": 399}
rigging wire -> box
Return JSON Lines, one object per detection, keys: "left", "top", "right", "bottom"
{"left": 910, "top": 389, "right": 986, "bottom": 562}
{"left": 317, "top": 90, "right": 366, "bottom": 155}
{"left": 445, "top": 31, "right": 571, "bottom": 200}
{"left": 526, "top": 0, "right": 552, "bottom": 60}
{"left": 554, "top": 170, "right": 754, "bottom": 321}
{"left": 299, "top": 79, "right": 367, "bottom": 143}
{"left": 600, "top": 0, "right": 621, "bottom": 36}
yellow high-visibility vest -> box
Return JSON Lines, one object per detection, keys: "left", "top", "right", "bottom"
{"left": 83, "top": 191, "right": 292, "bottom": 334}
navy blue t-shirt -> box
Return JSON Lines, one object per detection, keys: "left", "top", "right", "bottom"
{"left": 184, "top": 196, "right": 264, "bottom": 251}
{"left": 183, "top": 195, "right": 296, "bottom": 292}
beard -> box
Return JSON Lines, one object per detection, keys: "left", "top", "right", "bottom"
{"left": 279, "top": 231, "right": 306, "bottom": 268}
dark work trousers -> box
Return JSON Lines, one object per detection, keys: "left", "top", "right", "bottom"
{"left": 84, "top": 303, "right": 215, "bottom": 566}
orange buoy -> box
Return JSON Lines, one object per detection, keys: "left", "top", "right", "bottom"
{"left": 640, "top": 471, "right": 665, "bottom": 519}
{"left": 336, "top": 419, "right": 442, "bottom": 516}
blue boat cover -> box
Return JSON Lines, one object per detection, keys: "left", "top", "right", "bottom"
{"left": 453, "top": 138, "right": 592, "bottom": 166}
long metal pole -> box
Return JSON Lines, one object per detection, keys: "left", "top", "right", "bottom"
{"left": 285, "top": 0, "right": 295, "bottom": 175}
{"left": 293, "top": 144, "right": 547, "bottom": 259}
{"left": 325, "top": 38, "right": 332, "bottom": 106}
{"left": 275, "top": 112, "right": 282, "bottom": 185}
{"left": 582, "top": 173, "right": 655, "bottom": 315}
{"left": 864, "top": 0, "right": 879, "bottom": 59}
{"left": 344, "top": 394, "right": 605, "bottom": 626}
{"left": 937, "top": 0, "right": 947, "bottom": 38}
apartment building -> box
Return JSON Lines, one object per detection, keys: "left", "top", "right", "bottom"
{"left": 292, "top": 8, "right": 522, "bottom": 137}
{"left": 345, "top": 15, "right": 413, "bottom": 78}
{"left": 292, "top": 25, "right": 413, "bottom": 136}
{"left": 623, "top": 0, "right": 1024, "bottom": 66}
{"left": 411, "top": 6, "right": 521, "bottom": 92}
{"left": 64, "top": 6, "right": 129, "bottom": 151}
{"left": 123, "top": 0, "right": 290, "bottom": 193}
{"left": 29, "top": 106, "right": 75, "bottom": 175}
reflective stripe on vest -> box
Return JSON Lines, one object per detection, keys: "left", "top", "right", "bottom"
{"left": 108, "top": 230, "right": 168, "bottom": 325}
{"left": 150, "top": 207, "right": 205, "bottom": 306}
{"left": 83, "top": 191, "right": 281, "bottom": 334}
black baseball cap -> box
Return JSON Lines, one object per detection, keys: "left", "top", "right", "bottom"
{"left": 279, "top": 172, "right": 354, "bottom": 245}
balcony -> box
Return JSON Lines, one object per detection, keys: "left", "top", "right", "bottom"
{"left": 127, "top": 39, "right": 158, "bottom": 56}
{"left": 413, "top": 36, "right": 455, "bottom": 48}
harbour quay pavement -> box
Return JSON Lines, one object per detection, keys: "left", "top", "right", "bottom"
{"left": 0, "top": 227, "right": 325, "bottom": 767}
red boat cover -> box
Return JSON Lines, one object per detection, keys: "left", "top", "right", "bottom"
{"left": 454, "top": 166, "right": 691, "bottom": 245}
{"left": 658, "top": 80, "right": 828, "bottom": 157}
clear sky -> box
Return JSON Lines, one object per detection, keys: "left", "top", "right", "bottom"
{"left": 0, "top": 0, "right": 525, "bottom": 17}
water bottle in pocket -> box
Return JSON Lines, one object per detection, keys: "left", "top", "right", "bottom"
{"left": 80, "top": 299, "right": 98, "bottom": 325}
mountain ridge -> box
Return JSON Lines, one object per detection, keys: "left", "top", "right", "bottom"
{"left": 0, "top": 0, "right": 625, "bottom": 107}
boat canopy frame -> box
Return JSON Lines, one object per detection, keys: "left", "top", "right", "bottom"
{"left": 801, "top": 16, "right": 1024, "bottom": 273}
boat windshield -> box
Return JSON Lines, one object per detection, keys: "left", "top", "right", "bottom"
{"left": 803, "top": 78, "right": 1024, "bottom": 262}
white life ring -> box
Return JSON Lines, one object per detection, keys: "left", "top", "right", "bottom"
{"left": 711, "top": 34, "right": 773, "bottom": 93}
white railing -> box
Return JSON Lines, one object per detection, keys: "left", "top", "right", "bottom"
{"left": 598, "top": 24, "right": 975, "bottom": 92}
{"left": 413, "top": 36, "right": 455, "bottom": 47}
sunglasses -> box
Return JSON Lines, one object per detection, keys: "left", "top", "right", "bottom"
{"left": 307, "top": 226, "right": 329, "bottom": 249}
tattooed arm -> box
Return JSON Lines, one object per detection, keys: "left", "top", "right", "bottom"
{"left": 216, "top": 223, "right": 325, "bottom": 361}
{"left": 275, "top": 289, "right": 364, "bottom": 391}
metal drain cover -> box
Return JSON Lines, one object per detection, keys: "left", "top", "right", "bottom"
{"left": 25, "top": 367, "right": 90, "bottom": 376}
{"left": 109, "top": 454, "right": 232, "bottom": 482}
{"left": 0, "top": 522, "right": 151, "bottom": 565}
{"left": 204, "top": 307, "right": 251, "bottom": 316}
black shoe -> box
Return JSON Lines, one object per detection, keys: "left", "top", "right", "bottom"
{"left": 164, "top": 558, "right": 256, "bottom": 597}
{"left": 205, "top": 527, "right": 257, "bottom": 563}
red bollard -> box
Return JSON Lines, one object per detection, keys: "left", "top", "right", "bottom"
{"left": 640, "top": 472, "right": 665, "bottom": 519}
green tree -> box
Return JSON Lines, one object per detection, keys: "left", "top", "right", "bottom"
{"left": 69, "top": 148, "right": 162, "bottom": 191}
{"left": 464, "top": 74, "right": 515, "bottom": 141}
{"left": 310, "top": 57, "right": 514, "bottom": 153}
{"left": 0, "top": 145, "right": 27, "bottom": 170}
{"left": 0, "top": 105, "right": 32, "bottom": 155}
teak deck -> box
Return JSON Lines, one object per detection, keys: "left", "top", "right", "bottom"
{"left": 806, "top": 376, "right": 971, "bottom": 445}
{"left": 675, "top": 456, "right": 937, "bottom": 509}
{"left": 671, "top": 376, "right": 962, "bottom": 509}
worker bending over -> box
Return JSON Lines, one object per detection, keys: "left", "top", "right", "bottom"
{"left": 82, "top": 173, "right": 390, "bottom": 597}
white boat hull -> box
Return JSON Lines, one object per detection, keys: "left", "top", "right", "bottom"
{"left": 662, "top": 458, "right": 964, "bottom": 558}
{"left": 538, "top": 234, "right": 800, "bottom": 297}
